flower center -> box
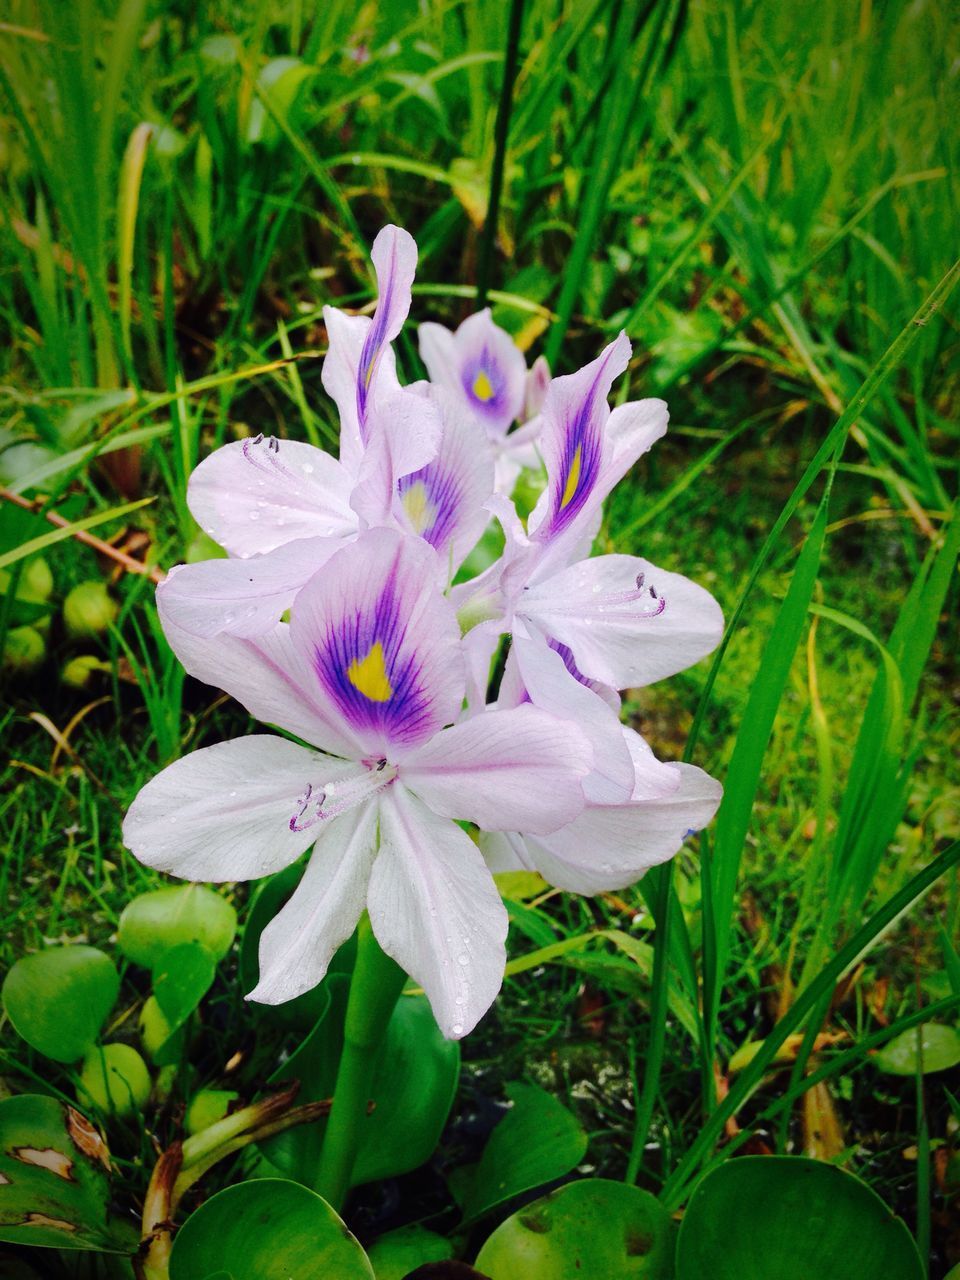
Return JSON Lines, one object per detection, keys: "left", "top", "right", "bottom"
{"left": 289, "top": 758, "right": 396, "bottom": 833}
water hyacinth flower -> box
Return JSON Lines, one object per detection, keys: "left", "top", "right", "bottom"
{"left": 453, "top": 331, "right": 723, "bottom": 716}
{"left": 160, "top": 227, "right": 496, "bottom": 639}
{"left": 124, "top": 529, "right": 593, "bottom": 1038}
{"left": 124, "top": 221, "right": 725, "bottom": 1045}
{"left": 419, "top": 308, "right": 548, "bottom": 492}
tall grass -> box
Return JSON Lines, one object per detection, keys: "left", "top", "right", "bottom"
{"left": 0, "top": 0, "right": 957, "bottom": 1248}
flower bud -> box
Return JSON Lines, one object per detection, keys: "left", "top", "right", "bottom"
{"left": 2, "top": 625, "right": 45, "bottom": 673}
{"left": 61, "top": 654, "right": 111, "bottom": 689}
{"left": 63, "top": 581, "right": 118, "bottom": 639}
{"left": 78, "top": 1043, "right": 151, "bottom": 1118}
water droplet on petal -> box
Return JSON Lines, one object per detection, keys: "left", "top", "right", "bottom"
{"left": 451, "top": 1022, "right": 463, "bottom": 1036}
{"left": 457, "top": 953, "right": 469, "bottom": 965}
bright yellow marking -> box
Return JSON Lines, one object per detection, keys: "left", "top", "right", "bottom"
{"left": 560, "top": 444, "right": 582, "bottom": 509}
{"left": 401, "top": 481, "right": 435, "bottom": 534}
{"left": 472, "top": 369, "right": 495, "bottom": 402}
{"left": 347, "top": 642, "right": 393, "bottom": 702}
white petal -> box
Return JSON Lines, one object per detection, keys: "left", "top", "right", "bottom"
{"left": 399, "top": 705, "right": 592, "bottom": 835}
{"left": 369, "top": 785, "right": 508, "bottom": 1039}
{"left": 521, "top": 554, "right": 723, "bottom": 689}
{"left": 158, "top": 536, "right": 344, "bottom": 639}
{"left": 188, "top": 438, "right": 356, "bottom": 558}
{"left": 478, "top": 829, "right": 534, "bottom": 874}
{"left": 524, "top": 761, "right": 722, "bottom": 893}
{"left": 247, "top": 802, "right": 378, "bottom": 1004}
{"left": 122, "top": 736, "right": 339, "bottom": 881}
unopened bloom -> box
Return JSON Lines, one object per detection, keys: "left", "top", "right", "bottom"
{"left": 124, "top": 530, "right": 592, "bottom": 1038}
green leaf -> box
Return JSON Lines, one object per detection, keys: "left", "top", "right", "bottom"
{"left": 168, "top": 1179, "right": 374, "bottom": 1280}
{"left": 78, "top": 1044, "right": 152, "bottom": 1119}
{"left": 264, "top": 987, "right": 459, "bottom": 1190}
{"left": 475, "top": 1179, "right": 673, "bottom": 1279}
{"left": 2, "top": 946, "right": 119, "bottom": 1063}
{"left": 118, "top": 884, "right": 236, "bottom": 969}
{"left": 366, "top": 1225, "right": 454, "bottom": 1279}
{"left": 872, "top": 1023, "right": 960, "bottom": 1076}
{"left": 0, "top": 1095, "right": 137, "bottom": 1253}
{"left": 457, "top": 1083, "right": 588, "bottom": 1223}
{"left": 675, "top": 1157, "right": 923, "bottom": 1279}
{"left": 152, "top": 941, "right": 216, "bottom": 1031}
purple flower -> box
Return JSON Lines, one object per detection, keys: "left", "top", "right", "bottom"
{"left": 125, "top": 530, "right": 592, "bottom": 1037}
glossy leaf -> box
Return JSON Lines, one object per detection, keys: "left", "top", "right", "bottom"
{"left": 264, "top": 986, "right": 459, "bottom": 1189}
{"left": 367, "top": 1225, "right": 454, "bottom": 1279}
{"left": 0, "top": 1095, "right": 136, "bottom": 1253}
{"left": 152, "top": 941, "right": 216, "bottom": 1031}
{"left": 675, "top": 1157, "right": 924, "bottom": 1279}
{"left": 2, "top": 946, "right": 119, "bottom": 1063}
{"left": 456, "top": 1083, "right": 588, "bottom": 1223}
{"left": 168, "top": 1178, "right": 374, "bottom": 1279}
{"left": 475, "top": 1179, "right": 673, "bottom": 1279}
{"left": 872, "top": 1023, "right": 960, "bottom": 1076}
{"left": 118, "top": 884, "right": 236, "bottom": 969}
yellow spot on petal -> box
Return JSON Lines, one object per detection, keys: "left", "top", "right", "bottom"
{"left": 401, "top": 481, "right": 435, "bottom": 534}
{"left": 560, "top": 444, "right": 582, "bottom": 510}
{"left": 347, "top": 642, "right": 393, "bottom": 702}
{"left": 472, "top": 369, "right": 495, "bottom": 402}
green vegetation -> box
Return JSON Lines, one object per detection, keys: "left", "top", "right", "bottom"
{"left": 1, "top": 0, "right": 957, "bottom": 1276}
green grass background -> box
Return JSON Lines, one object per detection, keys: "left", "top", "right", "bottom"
{"left": 0, "top": 0, "right": 958, "bottom": 1272}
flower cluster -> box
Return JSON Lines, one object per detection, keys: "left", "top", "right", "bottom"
{"left": 123, "top": 227, "right": 723, "bottom": 1039}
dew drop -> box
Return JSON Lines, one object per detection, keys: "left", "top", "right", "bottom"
{"left": 302, "top": 463, "right": 314, "bottom": 475}
{"left": 451, "top": 1023, "right": 463, "bottom": 1036}
{"left": 457, "top": 953, "right": 469, "bottom": 965}
{"left": 249, "top": 511, "right": 260, "bottom": 521}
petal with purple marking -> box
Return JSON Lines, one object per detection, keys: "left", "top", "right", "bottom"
{"left": 355, "top": 225, "right": 418, "bottom": 437}
{"left": 349, "top": 385, "right": 442, "bottom": 530}
{"left": 289, "top": 528, "right": 465, "bottom": 757}
{"left": 395, "top": 386, "right": 494, "bottom": 574}
{"left": 532, "top": 332, "right": 631, "bottom": 541}
{"left": 158, "top": 599, "right": 362, "bottom": 758}
{"left": 419, "top": 309, "right": 526, "bottom": 437}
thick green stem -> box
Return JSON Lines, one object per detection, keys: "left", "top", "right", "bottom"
{"left": 314, "top": 918, "right": 406, "bottom": 1212}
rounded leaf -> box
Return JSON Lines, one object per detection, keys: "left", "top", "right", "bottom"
{"left": 2, "top": 947, "right": 119, "bottom": 1063}
{"left": 78, "top": 1045, "right": 152, "bottom": 1119}
{"left": 367, "top": 1225, "right": 454, "bottom": 1279}
{"left": 0, "top": 1095, "right": 136, "bottom": 1253}
{"left": 118, "top": 884, "right": 236, "bottom": 968}
{"left": 475, "top": 1179, "right": 673, "bottom": 1279}
{"left": 675, "top": 1156, "right": 924, "bottom": 1279}
{"left": 872, "top": 1023, "right": 960, "bottom": 1076}
{"left": 168, "top": 1179, "right": 374, "bottom": 1279}
{"left": 457, "top": 1082, "right": 588, "bottom": 1222}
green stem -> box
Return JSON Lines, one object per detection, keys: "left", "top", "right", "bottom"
{"left": 476, "top": 0, "right": 526, "bottom": 307}
{"left": 314, "top": 918, "right": 406, "bottom": 1212}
